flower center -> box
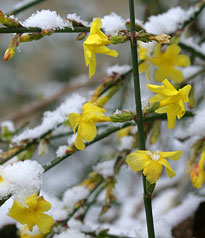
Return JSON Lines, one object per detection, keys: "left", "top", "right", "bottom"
{"left": 147, "top": 150, "right": 161, "bottom": 161}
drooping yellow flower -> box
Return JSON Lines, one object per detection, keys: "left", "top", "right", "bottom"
{"left": 8, "top": 194, "right": 54, "bottom": 234}
{"left": 147, "top": 79, "right": 191, "bottom": 129}
{"left": 126, "top": 150, "right": 182, "bottom": 184}
{"left": 83, "top": 18, "right": 118, "bottom": 78}
{"left": 138, "top": 43, "right": 151, "bottom": 81}
{"left": 190, "top": 146, "right": 205, "bottom": 188}
{"left": 150, "top": 44, "right": 190, "bottom": 83}
{"left": 69, "top": 103, "right": 111, "bottom": 150}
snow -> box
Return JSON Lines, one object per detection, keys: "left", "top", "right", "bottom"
{"left": 0, "top": 160, "right": 44, "bottom": 202}
{"left": 93, "top": 160, "right": 115, "bottom": 178}
{"left": 12, "top": 94, "right": 85, "bottom": 144}
{"left": 118, "top": 136, "right": 133, "bottom": 151}
{"left": 53, "top": 229, "right": 88, "bottom": 238}
{"left": 0, "top": 198, "right": 15, "bottom": 228}
{"left": 187, "top": 108, "right": 205, "bottom": 137}
{"left": 1, "top": 120, "right": 15, "bottom": 132}
{"left": 101, "top": 13, "right": 126, "bottom": 35}
{"left": 63, "top": 186, "right": 90, "bottom": 213}
{"left": 106, "top": 64, "right": 131, "bottom": 76}
{"left": 56, "top": 145, "right": 68, "bottom": 158}
{"left": 180, "top": 35, "right": 205, "bottom": 55}
{"left": 22, "top": 10, "right": 72, "bottom": 30}
{"left": 67, "top": 13, "right": 89, "bottom": 27}
{"left": 145, "top": 6, "right": 196, "bottom": 34}
{"left": 165, "top": 194, "right": 203, "bottom": 227}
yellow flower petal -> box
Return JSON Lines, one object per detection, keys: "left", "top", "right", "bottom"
{"left": 175, "top": 55, "right": 190, "bottom": 67}
{"left": 155, "top": 67, "right": 169, "bottom": 82}
{"left": 36, "top": 196, "right": 52, "bottom": 212}
{"left": 159, "top": 151, "right": 183, "bottom": 160}
{"left": 149, "top": 94, "right": 166, "bottom": 104}
{"left": 167, "top": 104, "right": 178, "bottom": 129}
{"left": 68, "top": 113, "right": 80, "bottom": 133}
{"left": 80, "top": 121, "right": 97, "bottom": 142}
{"left": 168, "top": 67, "right": 183, "bottom": 83}
{"left": 36, "top": 213, "right": 54, "bottom": 234}
{"left": 95, "top": 46, "right": 118, "bottom": 57}
{"left": 126, "top": 151, "right": 151, "bottom": 172}
{"left": 164, "top": 44, "right": 181, "bottom": 57}
{"left": 143, "top": 161, "right": 163, "bottom": 184}
{"left": 177, "top": 100, "right": 185, "bottom": 119}
{"left": 158, "top": 158, "right": 176, "bottom": 178}
{"left": 180, "top": 84, "right": 192, "bottom": 102}
{"left": 75, "top": 129, "right": 85, "bottom": 151}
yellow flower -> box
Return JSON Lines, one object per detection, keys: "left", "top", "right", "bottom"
{"left": 126, "top": 150, "right": 182, "bottom": 184}
{"left": 138, "top": 43, "right": 151, "bottom": 81}
{"left": 190, "top": 146, "right": 205, "bottom": 188}
{"left": 8, "top": 194, "right": 54, "bottom": 234}
{"left": 83, "top": 18, "right": 118, "bottom": 78}
{"left": 147, "top": 79, "right": 191, "bottom": 129}
{"left": 69, "top": 103, "right": 111, "bottom": 150}
{"left": 150, "top": 44, "right": 190, "bottom": 83}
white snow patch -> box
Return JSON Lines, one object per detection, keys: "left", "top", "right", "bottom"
{"left": 67, "top": 13, "right": 89, "bottom": 27}
{"left": 63, "top": 186, "right": 89, "bottom": 213}
{"left": 53, "top": 229, "right": 88, "bottom": 238}
{"left": 0, "top": 160, "right": 44, "bottom": 202}
{"left": 12, "top": 94, "right": 85, "bottom": 144}
{"left": 93, "top": 160, "right": 114, "bottom": 178}
{"left": 106, "top": 64, "right": 131, "bottom": 76}
{"left": 118, "top": 136, "right": 133, "bottom": 151}
{"left": 187, "top": 108, "right": 205, "bottom": 137}
{"left": 23, "top": 10, "right": 72, "bottom": 30}
{"left": 101, "top": 13, "right": 126, "bottom": 35}
{"left": 56, "top": 145, "right": 68, "bottom": 158}
{"left": 1, "top": 121, "right": 15, "bottom": 132}
{"left": 145, "top": 6, "right": 196, "bottom": 34}
{"left": 165, "top": 193, "right": 203, "bottom": 227}
{"left": 180, "top": 35, "right": 205, "bottom": 55}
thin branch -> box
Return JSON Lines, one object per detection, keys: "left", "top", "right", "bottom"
{"left": 129, "top": 0, "right": 155, "bottom": 237}
{"left": 0, "top": 26, "right": 90, "bottom": 34}
{"left": 179, "top": 42, "right": 205, "bottom": 61}
{"left": 5, "top": 80, "right": 96, "bottom": 123}
{"left": 6, "top": 0, "right": 47, "bottom": 16}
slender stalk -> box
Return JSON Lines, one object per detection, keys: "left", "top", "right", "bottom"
{"left": 0, "top": 26, "right": 90, "bottom": 34}
{"left": 6, "top": 0, "right": 48, "bottom": 16}
{"left": 129, "top": 0, "right": 155, "bottom": 237}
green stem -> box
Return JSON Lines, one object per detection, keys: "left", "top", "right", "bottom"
{"left": 0, "top": 26, "right": 90, "bottom": 34}
{"left": 129, "top": 0, "right": 155, "bottom": 237}
{"left": 6, "top": 0, "right": 48, "bottom": 16}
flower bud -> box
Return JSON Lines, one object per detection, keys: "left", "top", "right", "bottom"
{"left": 144, "top": 102, "right": 160, "bottom": 114}
{"left": 77, "top": 32, "right": 87, "bottom": 40}
{"left": 109, "top": 34, "right": 128, "bottom": 44}
{"left": 110, "top": 110, "right": 135, "bottom": 122}
{"left": 149, "top": 34, "right": 171, "bottom": 44}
